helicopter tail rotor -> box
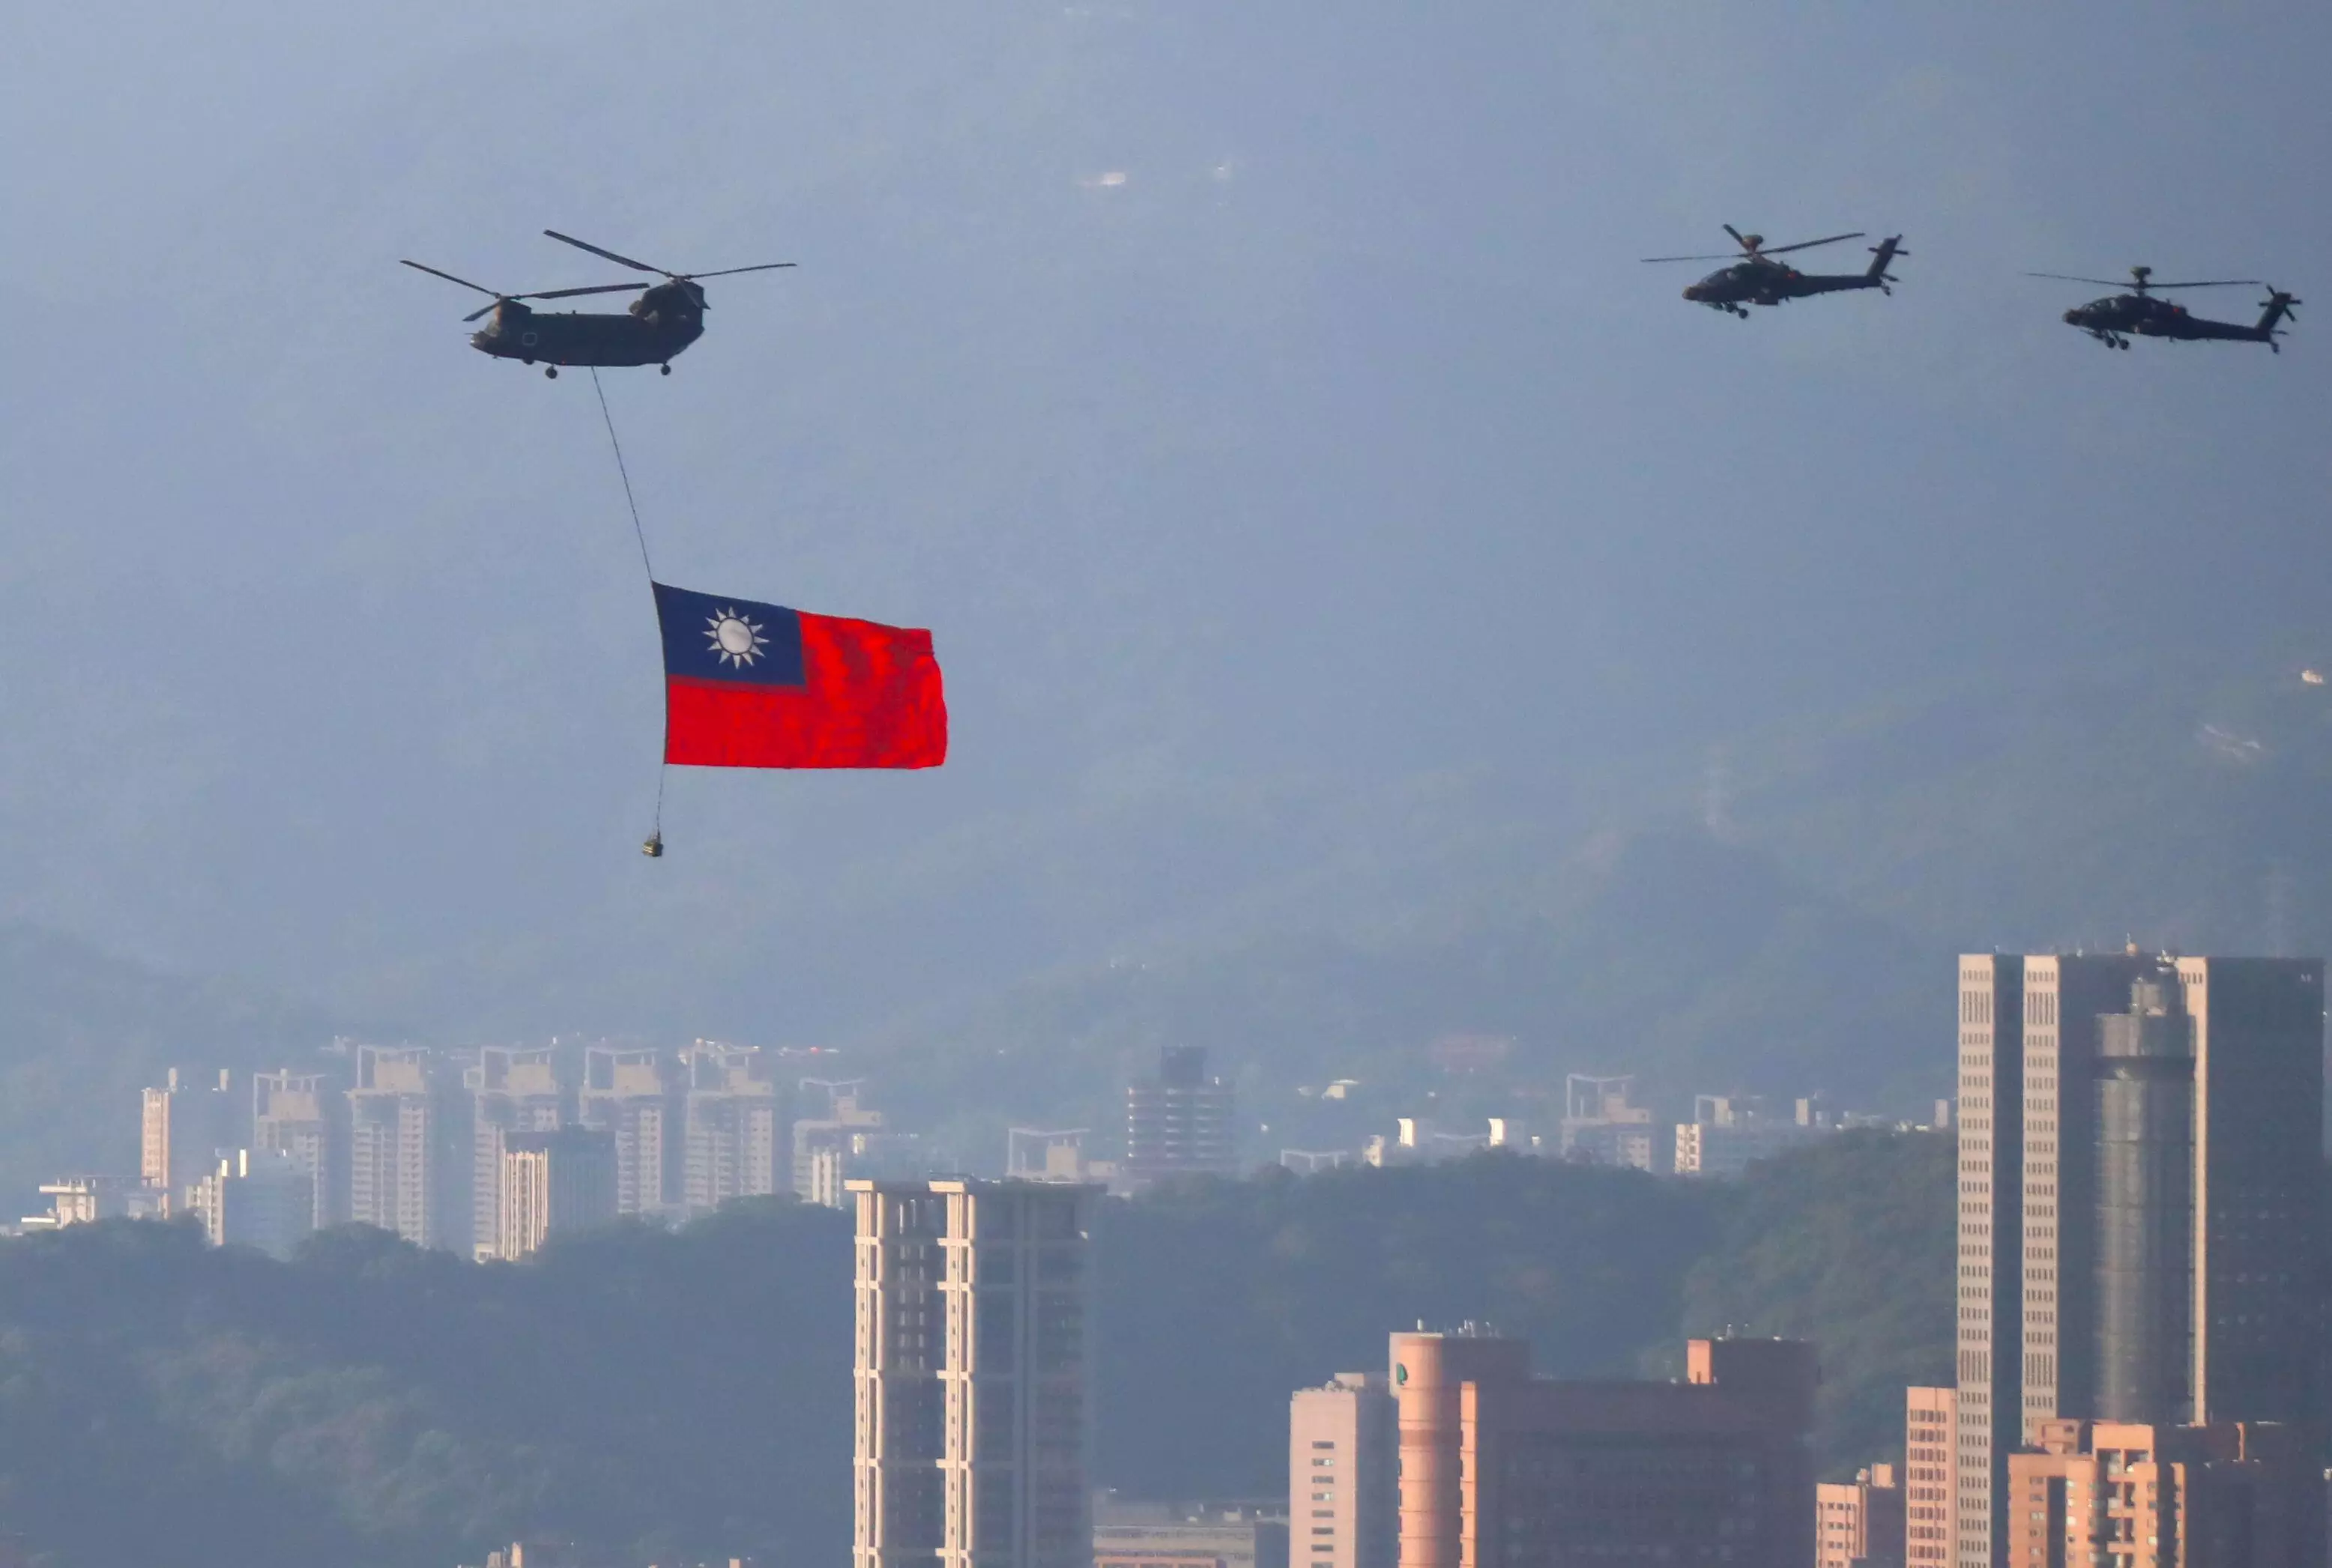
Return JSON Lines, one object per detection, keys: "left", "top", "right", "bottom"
{"left": 2258, "top": 288, "right": 2301, "bottom": 343}
{"left": 1866, "top": 236, "right": 1907, "bottom": 291}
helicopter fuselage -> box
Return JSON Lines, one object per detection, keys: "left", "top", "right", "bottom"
{"left": 1682, "top": 258, "right": 1879, "bottom": 309}
{"left": 2062, "top": 292, "right": 2280, "bottom": 348}
{"left": 471, "top": 282, "right": 707, "bottom": 368}
{"left": 1677, "top": 237, "right": 1903, "bottom": 318}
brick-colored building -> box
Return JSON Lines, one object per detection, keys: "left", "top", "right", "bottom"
{"left": 2005, "top": 1418, "right": 2320, "bottom": 1568}
{"left": 1904, "top": 1386, "right": 1956, "bottom": 1568}
{"left": 1818, "top": 1464, "right": 1904, "bottom": 1568}
{"left": 1389, "top": 1327, "right": 1814, "bottom": 1568}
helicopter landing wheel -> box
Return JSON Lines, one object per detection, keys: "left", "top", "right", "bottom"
{"left": 545, "top": 366, "right": 558, "bottom": 379}
{"left": 660, "top": 363, "right": 671, "bottom": 376}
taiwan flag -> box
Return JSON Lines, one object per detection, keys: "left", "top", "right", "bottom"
{"left": 653, "top": 583, "right": 947, "bottom": 769}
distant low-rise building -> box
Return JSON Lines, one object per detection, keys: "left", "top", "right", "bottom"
{"left": 1091, "top": 1499, "right": 1287, "bottom": 1568}
{"left": 1558, "top": 1074, "right": 1658, "bottom": 1171}
{"left": 1672, "top": 1094, "right": 1824, "bottom": 1177}
{"left": 19, "top": 1175, "right": 157, "bottom": 1231}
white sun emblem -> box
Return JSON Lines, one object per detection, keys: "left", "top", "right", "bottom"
{"left": 704, "top": 608, "right": 768, "bottom": 668}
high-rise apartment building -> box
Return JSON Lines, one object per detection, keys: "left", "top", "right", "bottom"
{"left": 683, "top": 1042, "right": 785, "bottom": 1212}
{"left": 579, "top": 1046, "right": 684, "bottom": 1215}
{"left": 1905, "top": 1387, "right": 1957, "bottom": 1568}
{"left": 495, "top": 1127, "right": 618, "bottom": 1262}
{"left": 1956, "top": 951, "right": 2325, "bottom": 1568}
{"left": 348, "top": 1045, "right": 473, "bottom": 1251}
{"left": 1389, "top": 1327, "right": 1815, "bottom": 1568}
{"left": 850, "top": 1178, "right": 1095, "bottom": 1568}
{"left": 187, "top": 1149, "right": 315, "bottom": 1259}
{"left": 797, "top": 1082, "right": 886, "bottom": 1202}
{"left": 1289, "top": 1372, "right": 1395, "bottom": 1568}
{"left": 142, "top": 1068, "right": 239, "bottom": 1211}
{"left": 253, "top": 1068, "right": 348, "bottom": 1229}
{"left": 1123, "top": 1047, "right": 1236, "bottom": 1186}
{"left": 468, "top": 1046, "right": 568, "bottom": 1260}
{"left": 2005, "top": 1418, "right": 2321, "bottom": 1568}
{"left": 1816, "top": 1464, "right": 1903, "bottom": 1568}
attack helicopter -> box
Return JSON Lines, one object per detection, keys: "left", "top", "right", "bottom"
{"left": 1641, "top": 225, "right": 1906, "bottom": 317}
{"left": 401, "top": 230, "right": 794, "bottom": 377}
{"left": 2026, "top": 267, "right": 2300, "bottom": 352}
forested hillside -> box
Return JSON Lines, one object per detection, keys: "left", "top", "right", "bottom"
{"left": 0, "top": 1134, "right": 1955, "bottom": 1567}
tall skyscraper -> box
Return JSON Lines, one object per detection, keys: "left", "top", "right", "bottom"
{"left": 348, "top": 1045, "right": 473, "bottom": 1251}
{"left": 579, "top": 1045, "right": 684, "bottom": 1215}
{"left": 468, "top": 1046, "right": 567, "bottom": 1261}
{"left": 1956, "top": 952, "right": 2033, "bottom": 1568}
{"left": 1957, "top": 951, "right": 2325, "bottom": 1568}
{"left": 495, "top": 1127, "right": 617, "bottom": 1262}
{"left": 1290, "top": 1372, "right": 1396, "bottom": 1568}
{"left": 683, "top": 1041, "right": 785, "bottom": 1211}
{"left": 253, "top": 1068, "right": 348, "bottom": 1229}
{"left": 1123, "top": 1046, "right": 1236, "bottom": 1187}
{"left": 850, "top": 1178, "right": 1095, "bottom": 1568}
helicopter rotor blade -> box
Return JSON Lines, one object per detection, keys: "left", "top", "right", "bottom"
{"left": 401, "top": 259, "right": 502, "bottom": 297}
{"left": 462, "top": 302, "right": 502, "bottom": 324}
{"left": 1756, "top": 231, "right": 1865, "bottom": 256}
{"left": 1722, "top": 223, "right": 1752, "bottom": 251}
{"left": 543, "top": 229, "right": 670, "bottom": 276}
{"left": 2025, "top": 272, "right": 2140, "bottom": 287}
{"left": 1640, "top": 252, "right": 1737, "bottom": 264}
{"left": 518, "top": 282, "right": 653, "bottom": 301}
{"left": 683, "top": 261, "right": 799, "bottom": 279}
{"left": 2136, "top": 278, "right": 2262, "bottom": 290}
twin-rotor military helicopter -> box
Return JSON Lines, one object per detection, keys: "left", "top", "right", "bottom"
{"left": 1642, "top": 224, "right": 2299, "bottom": 353}
{"left": 402, "top": 229, "right": 794, "bottom": 378}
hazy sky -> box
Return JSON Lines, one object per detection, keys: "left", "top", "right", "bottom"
{"left": 4, "top": 2, "right": 2331, "bottom": 1038}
